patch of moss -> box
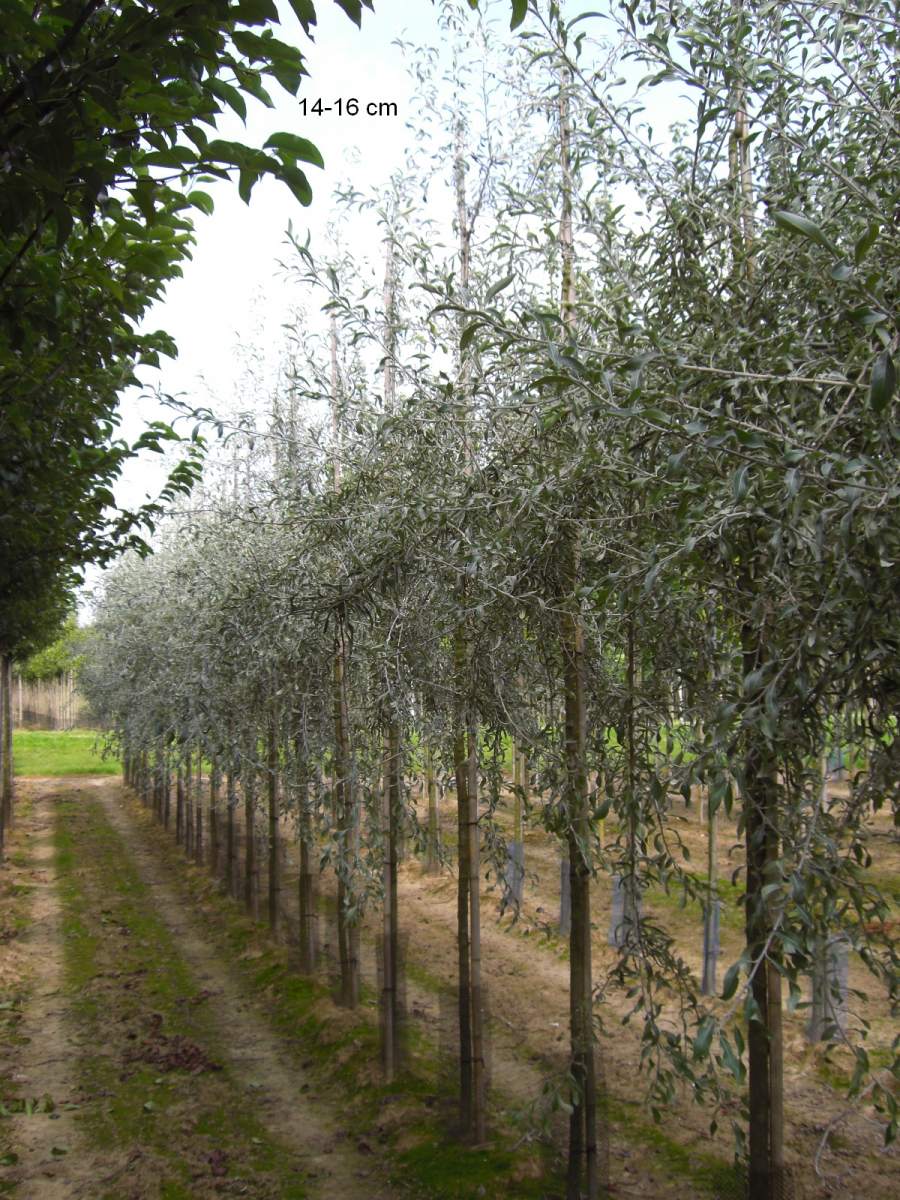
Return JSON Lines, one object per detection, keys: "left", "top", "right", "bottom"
{"left": 395, "top": 1131, "right": 549, "bottom": 1199}
{"left": 602, "top": 1094, "right": 738, "bottom": 1196}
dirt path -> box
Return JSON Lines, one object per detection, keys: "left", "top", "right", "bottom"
{"left": 0, "top": 783, "right": 100, "bottom": 1199}
{"left": 1, "top": 779, "right": 393, "bottom": 1200}
{"left": 94, "top": 778, "right": 390, "bottom": 1200}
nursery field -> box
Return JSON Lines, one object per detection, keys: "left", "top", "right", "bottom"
{"left": 1, "top": 4, "right": 896, "bottom": 1200}
{"left": 1, "top": 753, "right": 895, "bottom": 1199}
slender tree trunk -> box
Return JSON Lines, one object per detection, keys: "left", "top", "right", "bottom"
{"left": 558, "top": 64, "right": 598, "bottom": 1200}
{"left": 424, "top": 742, "right": 440, "bottom": 872}
{"left": 244, "top": 760, "right": 256, "bottom": 915}
{"left": 267, "top": 720, "right": 280, "bottom": 932}
{"left": 296, "top": 756, "right": 316, "bottom": 972}
{"left": 726, "top": 14, "right": 781, "bottom": 1186}
{"left": 330, "top": 311, "right": 360, "bottom": 1008}
{"left": 508, "top": 738, "right": 525, "bottom": 907}
{"left": 454, "top": 712, "right": 473, "bottom": 1133}
{"left": 702, "top": 789, "right": 719, "bottom": 995}
{"left": 467, "top": 720, "right": 486, "bottom": 1142}
{"left": 194, "top": 747, "right": 203, "bottom": 864}
{"left": 162, "top": 748, "right": 171, "bottom": 829}
{"left": 562, "top": 559, "right": 597, "bottom": 1200}
{"left": 451, "top": 114, "right": 485, "bottom": 1140}
{"left": 334, "top": 621, "right": 359, "bottom": 1007}
{"left": 226, "top": 768, "right": 236, "bottom": 897}
{"left": 176, "top": 761, "right": 185, "bottom": 844}
{"left": 382, "top": 722, "right": 401, "bottom": 1080}
{"left": 210, "top": 757, "right": 220, "bottom": 875}
{"left": 742, "top": 623, "right": 784, "bottom": 1200}
{"left": 186, "top": 744, "right": 194, "bottom": 859}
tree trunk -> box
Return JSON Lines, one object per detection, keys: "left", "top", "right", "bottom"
{"left": 162, "top": 748, "right": 171, "bottom": 829}
{"left": 297, "top": 753, "right": 317, "bottom": 972}
{"left": 185, "top": 749, "right": 194, "bottom": 858}
{"left": 742, "top": 623, "right": 784, "bottom": 1200}
{"left": 334, "top": 621, "right": 359, "bottom": 1007}
{"left": 210, "top": 757, "right": 220, "bottom": 876}
{"left": 425, "top": 742, "right": 440, "bottom": 872}
{"left": 557, "top": 61, "right": 598, "bottom": 1198}
{"left": 225, "top": 768, "right": 236, "bottom": 897}
{"left": 176, "top": 761, "right": 185, "bottom": 843}
{"left": 702, "top": 792, "right": 720, "bottom": 995}
{"left": 267, "top": 721, "right": 280, "bottom": 932}
{"left": 243, "top": 760, "right": 256, "bottom": 915}
{"left": 194, "top": 747, "right": 203, "bottom": 864}
{"left": 382, "top": 722, "right": 401, "bottom": 1080}
{"left": 562, "top": 570, "right": 598, "bottom": 1200}
{"left": 454, "top": 712, "right": 473, "bottom": 1134}
{"left": 467, "top": 719, "right": 486, "bottom": 1142}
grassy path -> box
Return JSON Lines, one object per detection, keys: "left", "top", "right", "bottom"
{"left": 0, "top": 786, "right": 96, "bottom": 1198}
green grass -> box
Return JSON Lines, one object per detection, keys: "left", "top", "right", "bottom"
{"left": 12, "top": 730, "right": 119, "bottom": 776}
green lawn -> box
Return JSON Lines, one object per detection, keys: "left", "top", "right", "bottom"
{"left": 12, "top": 729, "right": 120, "bottom": 776}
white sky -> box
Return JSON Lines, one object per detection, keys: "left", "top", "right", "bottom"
{"left": 115, "top": 0, "right": 443, "bottom": 499}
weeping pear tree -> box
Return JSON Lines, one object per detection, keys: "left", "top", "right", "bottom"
{"left": 83, "top": 3, "right": 898, "bottom": 1197}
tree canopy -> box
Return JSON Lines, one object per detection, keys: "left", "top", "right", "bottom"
{"left": 0, "top": 0, "right": 374, "bottom": 657}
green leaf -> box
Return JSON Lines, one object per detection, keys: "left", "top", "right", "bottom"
{"left": 869, "top": 350, "right": 896, "bottom": 413}
{"left": 287, "top": 0, "right": 317, "bottom": 32}
{"left": 263, "top": 133, "right": 324, "bottom": 168}
{"left": 848, "top": 305, "right": 889, "bottom": 328}
{"left": 485, "top": 273, "right": 515, "bottom": 302}
{"left": 718, "top": 1032, "right": 745, "bottom": 1082}
{"left": 238, "top": 166, "right": 258, "bottom": 204}
{"left": 234, "top": 0, "right": 280, "bottom": 22}
{"left": 731, "top": 463, "right": 750, "bottom": 501}
{"left": 205, "top": 139, "right": 253, "bottom": 168}
{"left": 460, "top": 322, "right": 481, "bottom": 353}
{"left": 187, "top": 190, "right": 214, "bottom": 216}
{"left": 854, "top": 223, "right": 879, "bottom": 265}
{"left": 206, "top": 78, "right": 248, "bottom": 122}
{"left": 510, "top": 0, "right": 528, "bottom": 29}
{"left": 772, "top": 209, "right": 838, "bottom": 257}
{"left": 721, "top": 959, "right": 741, "bottom": 1000}
{"left": 693, "top": 1015, "right": 715, "bottom": 1059}
{"left": 281, "top": 163, "right": 313, "bottom": 206}
{"left": 334, "top": 0, "right": 364, "bottom": 25}
{"left": 141, "top": 147, "right": 197, "bottom": 169}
